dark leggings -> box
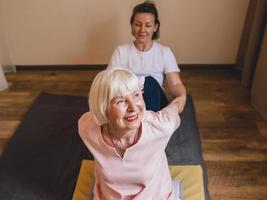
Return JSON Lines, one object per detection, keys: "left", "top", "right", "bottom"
{"left": 143, "top": 76, "right": 169, "bottom": 112}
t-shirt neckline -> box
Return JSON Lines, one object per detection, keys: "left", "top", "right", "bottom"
{"left": 132, "top": 41, "right": 155, "bottom": 55}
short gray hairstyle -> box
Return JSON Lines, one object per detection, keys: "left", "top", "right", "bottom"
{"left": 89, "top": 68, "right": 142, "bottom": 125}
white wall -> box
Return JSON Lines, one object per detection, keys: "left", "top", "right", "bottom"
{"left": 0, "top": 0, "right": 249, "bottom": 65}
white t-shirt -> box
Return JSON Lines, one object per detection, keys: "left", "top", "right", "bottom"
{"left": 108, "top": 42, "right": 180, "bottom": 86}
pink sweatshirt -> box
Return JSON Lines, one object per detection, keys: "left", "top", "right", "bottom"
{"left": 78, "top": 104, "right": 180, "bottom": 200}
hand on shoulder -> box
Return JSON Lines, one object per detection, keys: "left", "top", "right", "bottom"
{"left": 170, "top": 95, "right": 187, "bottom": 113}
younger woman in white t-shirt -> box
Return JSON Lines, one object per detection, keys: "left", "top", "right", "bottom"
{"left": 108, "top": 1, "right": 186, "bottom": 112}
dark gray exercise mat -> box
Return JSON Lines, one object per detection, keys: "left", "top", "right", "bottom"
{"left": 0, "top": 92, "right": 209, "bottom": 200}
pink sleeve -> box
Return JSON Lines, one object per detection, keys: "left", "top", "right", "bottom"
{"left": 148, "top": 104, "right": 180, "bottom": 135}
{"left": 78, "top": 112, "right": 98, "bottom": 140}
{"left": 155, "top": 104, "right": 181, "bottom": 133}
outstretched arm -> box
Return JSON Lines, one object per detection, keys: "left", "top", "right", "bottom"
{"left": 166, "top": 72, "right": 187, "bottom": 113}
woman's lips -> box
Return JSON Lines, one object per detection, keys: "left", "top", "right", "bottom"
{"left": 125, "top": 114, "right": 138, "bottom": 122}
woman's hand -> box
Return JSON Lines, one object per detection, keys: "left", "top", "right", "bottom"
{"left": 171, "top": 95, "right": 187, "bottom": 113}
{"left": 166, "top": 72, "right": 187, "bottom": 113}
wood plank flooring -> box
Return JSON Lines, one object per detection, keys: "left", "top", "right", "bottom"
{"left": 0, "top": 69, "right": 267, "bottom": 199}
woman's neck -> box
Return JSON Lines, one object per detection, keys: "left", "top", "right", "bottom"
{"left": 104, "top": 124, "right": 140, "bottom": 153}
{"left": 108, "top": 124, "right": 136, "bottom": 141}
{"left": 134, "top": 40, "right": 153, "bottom": 52}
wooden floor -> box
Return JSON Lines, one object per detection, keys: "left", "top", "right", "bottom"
{"left": 0, "top": 69, "right": 267, "bottom": 199}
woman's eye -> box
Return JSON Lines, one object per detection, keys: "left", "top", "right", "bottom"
{"left": 116, "top": 99, "right": 126, "bottom": 104}
{"left": 133, "top": 92, "right": 141, "bottom": 100}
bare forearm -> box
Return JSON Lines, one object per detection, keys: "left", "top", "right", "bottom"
{"left": 169, "top": 83, "right": 187, "bottom": 113}
{"left": 166, "top": 72, "right": 187, "bottom": 113}
{"left": 170, "top": 82, "right": 186, "bottom": 98}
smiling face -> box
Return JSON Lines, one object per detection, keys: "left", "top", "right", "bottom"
{"left": 106, "top": 89, "right": 145, "bottom": 132}
{"left": 131, "top": 13, "right": 158, "bottom": 44}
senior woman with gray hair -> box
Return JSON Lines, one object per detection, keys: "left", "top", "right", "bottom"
{"left": 78, "top": 68, "right": 181, "bottom": 199}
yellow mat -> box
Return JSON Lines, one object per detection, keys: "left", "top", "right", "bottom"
{"left": 72, "top": 160, "right": 204, "bottom": 200}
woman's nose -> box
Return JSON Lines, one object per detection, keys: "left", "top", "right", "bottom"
{"left": 127, "top": 100, "right": 136, "bottom": 112}
{"left": 140, "top": 25, "right": 145, "bottom": 32}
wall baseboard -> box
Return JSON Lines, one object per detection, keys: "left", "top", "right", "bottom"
{"left": 2, "top": 65, "right": 17, "bottom": 73}
{"left": 16, "top": 64, "right": 236, "bottom": 71}
{"left": 16, "top": 64, "right": 107, "bottom": 71}
{"left": 179, "top": 64, "right": 236, "bottom": 70}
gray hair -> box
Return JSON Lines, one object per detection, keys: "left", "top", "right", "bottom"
{"left": 89, "top": 68, "right": 142, "bottom": 125}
